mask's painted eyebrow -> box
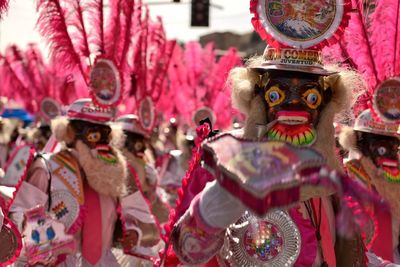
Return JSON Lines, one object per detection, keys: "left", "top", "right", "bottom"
{"left": 265, "top": 78, "right": 290, "bottom": 88}
{"left": 300, "top": 81, "right": 320, "bottom": 88}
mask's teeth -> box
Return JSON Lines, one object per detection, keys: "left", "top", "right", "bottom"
{"left": 292, "top": 136, "right": 300, "bottom": 145}
{"left": 298, "top": 133, "right": 306, "bottom": 144}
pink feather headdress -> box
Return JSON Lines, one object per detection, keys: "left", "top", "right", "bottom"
{"left": 117, "top": 4, "right": 176, "bottom": 135}
{"left": 0, "top": 43, "right": 84, "bottom": 117}
{"left": 323, "top": 0, "right": 400, "bottom": 123}
{"left": 0, "top": 0, "right": 9, "bottom": 18}
{"left": 157, "top": 41, "right": 243, "bottom": 131}
{"left": 35, "top": 0, "right": 142, "bottom": 107}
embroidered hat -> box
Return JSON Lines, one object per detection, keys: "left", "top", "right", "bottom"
{"left": 115, "top": 114, "right": 148, "bottom": 137}
{"left": 251, "top": 47, "right": 336, "bottom": 76}
{"left": 354, "top": 109, "right": 399, "bottom": 137}
{"left": 67, "top": 98, "right": 116, "bottom": 124}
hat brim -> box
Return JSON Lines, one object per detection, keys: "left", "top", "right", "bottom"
{"left": 251, "top": 64, "right": 337, "bottom": 76}
{"left": 354, "top": 127, "right": 400, "bottom": 138}
{"left": 124, "top": 128, "right": 149, "bottom": 138}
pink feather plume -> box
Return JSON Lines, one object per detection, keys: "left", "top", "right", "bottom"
{"left": 36, "top": 0, "right": 86, "bottom": 79}
{"left": 369, "top": 0, "right": 400, "bottom": 81}
{"left": 0, "top": 0, "right": 9, "bottom": 18}
{"left": 159, "top": 42, "right": 242, "bottom": 130}
{"left": 1, "top": 44, "right": 87, "bottom": 112}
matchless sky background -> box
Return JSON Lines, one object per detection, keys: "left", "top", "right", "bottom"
{"left": 0, "top": 0, "right": 254, "bottom": 54}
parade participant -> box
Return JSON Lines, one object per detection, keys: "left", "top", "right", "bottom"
{"left": 0, "top": 117, "right": 16, "bottom": 169}
{"left": 0, "top": 43, "right": 83, "bottom": 154}
{"left": 113, "top": 114, "right": 169, "bottom": 266}
{"left": 340, "top": 109, "right": 400, "bottom": 263}
{"left": 8, "top": 98, "right": 145, "bottom": 266}
{"left": 29, "top": 122, "right": 52, "bottom": 151}
{"left": 116, "top": 114, "right": 169, "bottom": 225}
{"left": 2, "top": 8, "right": 170, "bottom": 261}
{"left": 164, "top": 0, "right": 372, "bottom": 266}
{"left": 323, "top": 0, "right": 400, "bottom": 263}
{"left": 159, "top": 128, "right": 195, "bottom": 206}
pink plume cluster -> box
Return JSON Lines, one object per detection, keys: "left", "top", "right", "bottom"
{"left": 157, "top": 42, "right": 243, "bottom": 130}
{"left": 0, "top": 43, "right": 87, "bottom": 113}
{"left": 0, "top": 0, "right": 9, "bottom": 18}
{"left": 35, "top": 0, "right": 138, "bottom": 87}
{"left": 323, "top": 0, "right": 400, "bottom": 118}
{"left": 122, "top": 8, "right": 176, "bottom": 115}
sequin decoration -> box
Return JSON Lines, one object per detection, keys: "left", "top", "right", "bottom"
{"left": 48, "top": 190, "right": 79, "bottom": 231}
{"left": 0, "top": 219, "right": 21, "bottom": 265}
{"left": 223, "top": 210, "right": 301, "bottom": 267}
{"left": 243, "top": 220, "right": 283, "bottom": 261}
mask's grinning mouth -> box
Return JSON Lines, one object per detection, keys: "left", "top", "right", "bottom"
{"left": 266, "top": 111, "right": 316, "bottom": 146}
{"left": 378, "top": 158, "right": 400, "bottom": 183}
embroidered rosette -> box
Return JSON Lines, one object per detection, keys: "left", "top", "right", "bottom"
{"left": 139, "top": 96, "right": 155, "bottom": 133}
{"left": 221, "top": 210, "right": 301, "bottom": 266}
{"left": 0, "top": 218, "right": 22, "bottom": 266}
{"left": 48, "top": 190, "right": 80, "bottom": 231}
{"left": 250, "top": 0, "right": 351, "bottom": 49}
{"left": 89, "top": 59, "right": 123, "bottom": 108}
{"left": 192, "top": 107, "right": 216, "bottom": 127}
{"left": 40, "top": 97, "right": 62, "bottom": 122}
{"left": 372, "top": 78, "right": 400, "bottom": 124}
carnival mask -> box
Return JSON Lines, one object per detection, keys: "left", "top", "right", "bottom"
{"left": 70, "top": 120, "right": 111, "bottom": 149}
{"left": 357, "top": 132, "right": 400, "bottom": 182}
{"left": 260, "top": 71, "right": 331, "bottom": 147}
{"left": 125, "top": 131, "right": 146, "bottom": 157}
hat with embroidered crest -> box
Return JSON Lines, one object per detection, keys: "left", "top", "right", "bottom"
{"left": 115, "top": 114, "right": 149, "bottom": 137}
{"left": 67, "top": 98, "right": 116, "bottom": 125}
{"left": 249, "top": 0, "right": 351, "bottom": 75}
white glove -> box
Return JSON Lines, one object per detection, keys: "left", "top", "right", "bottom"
{"left": 366, "top": 252, "right": 399, "bottom": 267}
{"left": 145, "top": 164, "right": 159, "bottom": 186}
{"left": 198, "top": 180, "right": 246, "bottom": 229}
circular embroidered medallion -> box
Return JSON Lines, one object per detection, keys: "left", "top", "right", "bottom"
{"left": 48, "top": 190, "right": 79, "bottom": 231}
{"left": 139, "top": 96, "right": 155, "bottom": 132}
{"left": 373, "top": 78, "right": 400, "bottom": 123}
{"left": 251, "top": 0, "right": 350, "bottom": 49}
{"left": 225, "top": 210, "right": 301, "bottom": 266}
{"left": 40, "top": 97, "right": 61, "bottom": 122}
{"left": 0, "top": 219, "right": 21, "bottom": 265}
{"left": 89, "top": 59, "right": 122, "bottom": 108}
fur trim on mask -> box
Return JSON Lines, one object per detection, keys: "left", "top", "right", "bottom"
{"left": 0, "top": 118, "right": 17, "bottom": 144}
{"left": 363, "top": 155, "right": 400, "bottom": 220}
{"left": 109, "top": 123, "right": 126, "bottom": 150}
{"left": 75, "top": 140, "right": 127, "bottom": 197}
{"left": 338, "top": 126, "right": 358, "bottom": 153}
{"left": 228, "top": 57, "right": 264, "bottom": 115}
{"left": 51, "top": 117, "right": 75, "bottom": 145}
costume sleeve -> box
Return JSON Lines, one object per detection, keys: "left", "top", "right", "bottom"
{"left": 120, "top": 190, "right": 160, "bottom": 247}
{"left": 171, "top": 194, "right": 226, "bottom": 265}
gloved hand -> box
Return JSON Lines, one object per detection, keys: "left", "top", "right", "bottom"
{"left": 198, "top": 180, "right": 246, "bottom": 229}
{"left": 366, "top": 252, "right": 400, "bottom": 267}
{"left": 145, "top": 164, "right": 159, "bottom": 186}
